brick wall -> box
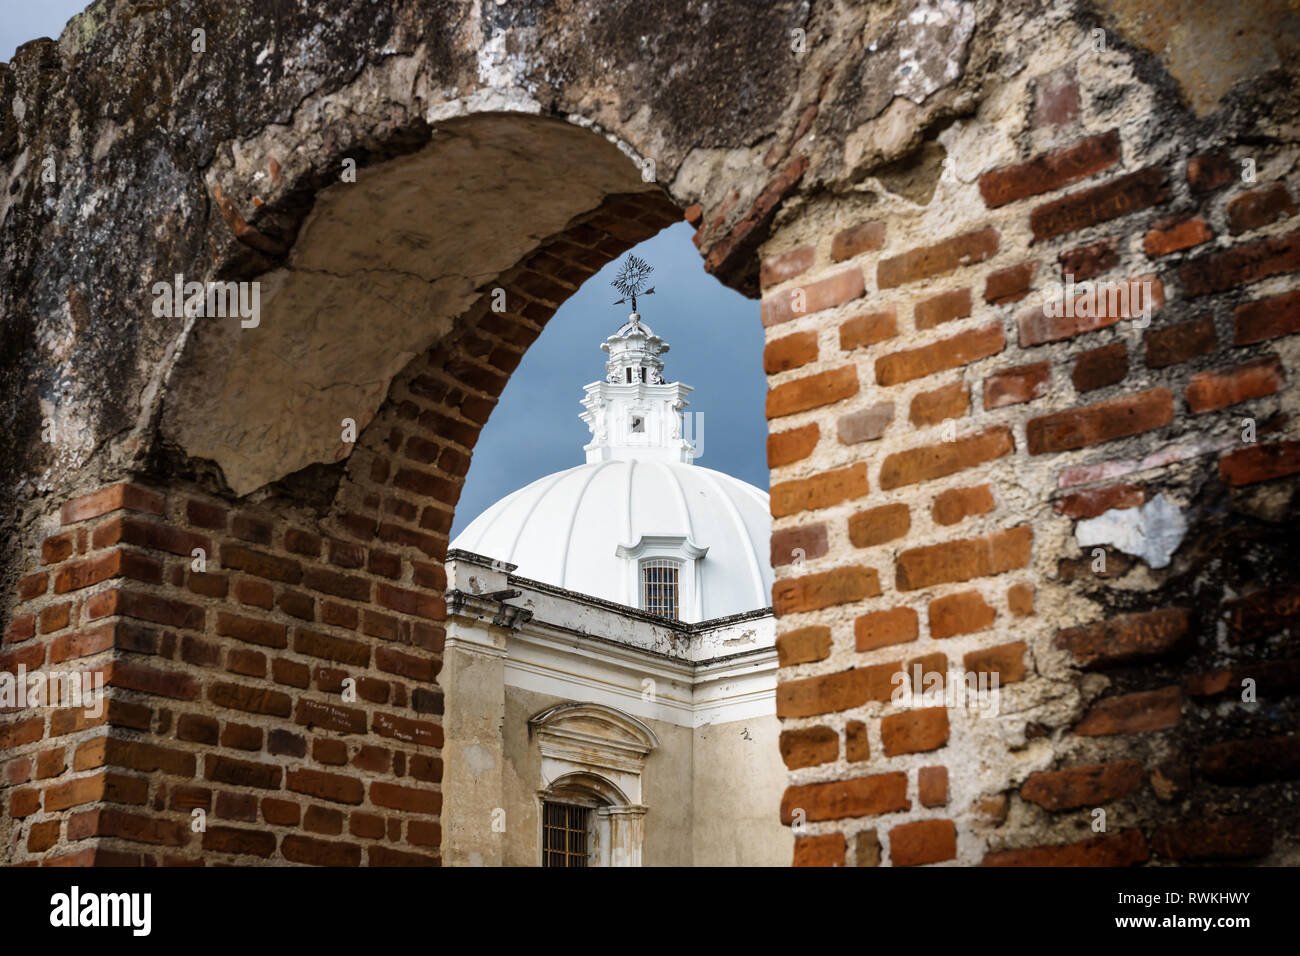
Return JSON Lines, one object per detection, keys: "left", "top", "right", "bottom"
{"left": 764, "top": 43, "right": 1299, "bottom": 866}
{"left": 0, "top": 191, "right": 681, "bottom": 866}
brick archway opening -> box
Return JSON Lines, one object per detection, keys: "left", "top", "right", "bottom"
{"left": 2, "top": 113, "right": 694, "bottom": 866}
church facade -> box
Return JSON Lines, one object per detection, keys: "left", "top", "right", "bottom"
{"left": 441, "top": 313, "right": 789, "bottom": 866}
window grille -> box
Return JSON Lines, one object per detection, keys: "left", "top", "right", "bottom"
{"left": 641, "top": 559, "right": 680, "bottom": 620}
{"left": 542, "top": 801, "right": 589, "bottom": 867}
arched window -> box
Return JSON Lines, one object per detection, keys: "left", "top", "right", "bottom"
{"left": 529, "top": 704, "right": 657, "bottom": 866}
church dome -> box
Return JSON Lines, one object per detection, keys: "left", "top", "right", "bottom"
{"left": 451, "top": 458, "right": 773, "bottom": 621}
{"left": 451, "top": 300, "right": 773, "bottom": 623}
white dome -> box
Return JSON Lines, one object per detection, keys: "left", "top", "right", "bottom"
{"left": 451, "top": 459, "right": 773, "bottom": 622}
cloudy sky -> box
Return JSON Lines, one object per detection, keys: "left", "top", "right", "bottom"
{"left": 3, "top": 7, "right": 768, "bottom": 538}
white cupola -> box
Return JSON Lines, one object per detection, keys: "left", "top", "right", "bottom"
{"left": 450, "top": 262, "right": 773, "bottom": 623}
{"left": 580, "top": 314, "right": 697, "bottom": 465}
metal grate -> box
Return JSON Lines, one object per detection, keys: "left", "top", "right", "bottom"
{"left": 641, "top": 559, "right": 680, "bottom": 620}
{"left": 542, "top": 801, "right": 589, "bottom": 867}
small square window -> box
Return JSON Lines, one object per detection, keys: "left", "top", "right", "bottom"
{"left": 641, "top": 560, "right": 680, "bottom": 620}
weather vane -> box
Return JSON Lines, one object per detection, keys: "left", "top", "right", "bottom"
{"left": 611, "top": 254, "right": 656, "bottom": 313}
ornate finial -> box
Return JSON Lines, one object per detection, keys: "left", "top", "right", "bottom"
{"left": 610, "top": 254, "right": 656, "bottom": 315}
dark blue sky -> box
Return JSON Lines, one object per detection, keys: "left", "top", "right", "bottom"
{"left": 452, "top": 222, "right": 767, "bottom": 537}
{"left": 2, "top": 11, "right": 768, "bottom": 538}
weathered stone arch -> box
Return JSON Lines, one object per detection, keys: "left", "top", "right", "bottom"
{"left": 2, "top": 0, "right": 1299, "bottom": 867}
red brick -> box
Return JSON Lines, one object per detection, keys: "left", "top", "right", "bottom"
{"left": 839, "top": 309, "right": 898, "bottom": 350}
{"left": 1018, "top": 275, "right": 1164, "bottom": 346}
{"left": 1074, "top": 686, "right": 1181, "bottom": 736}
{"left": 1026, "top": 388, "right": 1172, "bottom": 454}
{"left": 281, "top": 835, "right": 361, "bottom": 867}
{"left": 17, "top": 571, "right": 47, "bottom": 601}
{"left": 764, "top": 331, "right": 818, "bottom": 373}
{"left": 38, "top": 603, "right": 71, "bottom": 633}
{"left": 1053, "top": 483, "right": 1145, "bottom": 519}
{"left": 889, "top": 818, "right": 956, "bottom": 866}
{"left": 982, "top": 830, "right": 1149, "bottom": 866}
{"left": 1021, "top": 760, "right": 1143, "bottom": 811}
{"left": 792, "top": 833, "right": 846, "bottom": 867}
{"left": 779, "top": 726, "right": 838, "bottom": 769}
{"left": 760, "top": 245, "right": 815, "bottom": 288}
{"left": 202, "top": 826, "right": 276, "bottom": 857}
{"left": 876, "top": 322, "right": 1004, "bottom": 386}
{"left": 761, "top": 268, "right": 864, "bottom": 327}
{"left": 1144, "top": 316, "right": 1216, "bottom": 367}
{"left": 983, "top": 362, "right": 1050, "bottom": 409}
{"left": 57, "top": 547, "right": 159, "bottom": 594}
{"left": 877, "top": 228, "right": 999, "bottom": 289}
{"left": 61, "top": 483, "right": 164, "bottom": 525}
{"left": 1030, "top": 167, "right": 1170, "bottom": 241}
{"left": 1144, "top": 215, "right": 1211, "bottom": 256}
{"left": 846, "top": 722, "right": 870, "bottom": 762}
{"left": 1234, "top": 288, "right": 1300, "bottom": 345}
{"left": 918, "top": 766, "right": 948, "bottom": 808}
{"left": 879, "top": 426, "right": 1013, "bottom": 490}
{"left": 771, "top": 463, "right": 869, "bottom": 517}
{"left": 928, "top": 590, "right": 995, "bottom": 639}
{"left": 1181, "top": 227, "right": 1300, "bottom": 296}
{"left": 287, "top": 768, "right": 365, "bottom": 805}
{"left": 847, "top": 503, "right": 910, "bottom": 549}
{"left": 209, "top": 682, "right": 292, "bottom": 718}
{"left": 219, "top": 544, "right": 302, "bottom": 584}
{"left": 932, "top": 484, "right": 994, "bottom": 526}
{"left": 1219, "top": 440, "right": 1300, "bottom": 486}
{"left": 895, "top": 525, "right": 1032, "bottom": 591}
{"left": 979, "top": 130, "right": 1120, "bottom": 208}
{"left": 1060, "top": 236, "right": 1119, "bottom": 280}
{"left": 831, "top": 221, "right": 886, "bottom": 261}
{"left": 1186, "top": 356, "right": 1284, "bottom": 413}
{"left": 964, "top": 641, "right": 1028, "bottom": 684}
{"left": 370, "top": 781, "right": 440, "bottom": 815}
{"left": 777, "top": 661, "right": 903, "bottom": 717}
{"left": 772, "top": 566, "right": 881, "bottom": 616}
{"left": 771, "top": 525, "right": 828, "bottom": 568}
{"left": 42, "top": 532, "right": 75, "bottom": 564}
{"left": 854, "top": 607, "right": 919, "bottom": 652}
{"left": 1071, "top": 343, "right": 1128, "bottom": 392}
{"left": 880, "top": 708, "right": 948, "bottom": 756}
{"left": 95, "top": 516, "right": 208, "bottom": 556}
{"left": 768, "top": 424, "right": 819, "bottom": 467}
{"left": 914, "top": 287, "right": 971, "bottom": 331}
{"left": 766, "top": 366, "right": 859, "bottom": 419}
{"left": 775, "top": 626, "right": 832, "bottom": 667}
{"left": 186, "top": 499, "right": 226, "bottom": 530}
{"left": 909, "top": 382, "right": 969, "bottom": 426}
{"left": 984, "top": 260, "right": 1038, "bottom": 305}
{"left": 1186, "top": 150, "right": 1234, "bottom": 193}
{"left": 779, "top": 772, "right": 909, "bottom": 823}
{"left": 1227, "top": 182, "right": 1296, "bottom": 235}
{"left": 215, "top": 611, "right": 286, "bottom": 649}
{"left": 293, "top": 629, "right": 370, "bottom": 666}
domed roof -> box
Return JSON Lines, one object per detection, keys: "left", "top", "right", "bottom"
{"left": 451, "top": 458, "right": 772, "bottom": 621}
